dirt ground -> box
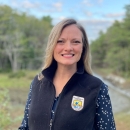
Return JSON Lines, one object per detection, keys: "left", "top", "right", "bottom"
{"left": 115, "top": 111, "right": 130, "bottom": 130}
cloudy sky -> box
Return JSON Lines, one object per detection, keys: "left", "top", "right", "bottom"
{"left": 0, "top": 0, "right": 130, "bottom": 42}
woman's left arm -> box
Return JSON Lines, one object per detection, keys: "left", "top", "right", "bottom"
{"left": 94, "top": 83, "right": 116, "bottom": 130}
{"left": 18, "top": 81, "right": 33, "bottom": 130}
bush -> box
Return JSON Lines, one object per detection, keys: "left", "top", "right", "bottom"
{"left": 8, "top": 71, "right": 26, "bottom": 78}
{"left": 0, "top": 88, "right": 12, "bottom": 129}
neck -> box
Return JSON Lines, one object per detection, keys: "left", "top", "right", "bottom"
{"left": 54, "top": 64, "right": 77, "bottom": 79}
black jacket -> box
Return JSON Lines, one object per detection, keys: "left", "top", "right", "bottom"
{"left": 28, "top": 61, "right": 102, "bottom": 130}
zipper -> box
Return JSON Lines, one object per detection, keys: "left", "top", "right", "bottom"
{"left": 50, "top": 119, "right": 53, "bottom": 130}
{"left": 49, "top": 81, "right": 56, "bottom": 130}
{"left": 49, "top": 73, "right": 77, "bottom": 130}
{"left": 48, "top": 82, "right": 62, "bottom": 130}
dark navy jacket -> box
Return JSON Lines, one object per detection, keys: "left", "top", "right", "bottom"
{"left": 18, "top": 61, "right": 116, "bottom": 130}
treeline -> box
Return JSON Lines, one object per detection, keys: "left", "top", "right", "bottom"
{"left": 0, "top": 5, "right": 53, "bottom": 72}
{"left": 90, "top": 5, "right": 130, "bottom": 77}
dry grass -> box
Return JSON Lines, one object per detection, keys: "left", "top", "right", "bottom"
{"left": 115, "top": 112, "right": 130, "bottom": 130}
{"left": 0, "top": 70, "right": 38, "bottom": 89}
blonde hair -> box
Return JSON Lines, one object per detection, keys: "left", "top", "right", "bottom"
{"left": 42, "top": 18, "right": 93, "bottom": 76}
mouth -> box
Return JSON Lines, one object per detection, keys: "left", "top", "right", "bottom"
{"left": 61, "top": 54, "right": 74, "bottom": 57}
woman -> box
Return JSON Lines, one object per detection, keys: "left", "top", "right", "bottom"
{"left": 18, "top": 19, "right": 116, "bottom": 130}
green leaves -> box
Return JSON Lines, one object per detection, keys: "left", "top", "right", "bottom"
{"left": 90, "top": 4, "right": 130, "bottom": 77}
{"left": 0, "top": 89, "right": 12, "bottom": 129}
{"left": 0, "top": 5, "right": 53, "bottom": 72}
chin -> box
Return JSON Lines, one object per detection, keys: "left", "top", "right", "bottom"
{"left": 58, "top": 62, "right": 77, "bottom": 66}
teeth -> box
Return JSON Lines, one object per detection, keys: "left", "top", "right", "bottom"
{"left": 61, "top": 54, "right": 74, "bottom": 57}
{"left": 64, "top": 54, "right": 72, "bottom": 56}
{"left": 62, "top": 54, "right": 73, "bottom": 55}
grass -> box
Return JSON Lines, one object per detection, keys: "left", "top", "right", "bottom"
{"left": 94, "top": 67, "right": 130, "bottom": 79}
{"left": 0, "top": 70, "right": 39, "bottom": 130}
{"left": 0, "top": 70, "right": 39, "bottom": 89}
{"left": 8, "top": 104, "right": 25, "bottom": 130}
{"left": 115, "top": 112, "right": 130, "bottom": 130}
{"left": 93, "top": 67, "right": 115, "bottom": 77}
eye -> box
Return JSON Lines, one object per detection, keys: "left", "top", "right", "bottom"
{"left": 57, "top": 40, "right": 64, "bottom": 44}
{"left": 73, "top": 40, "right": 81, "bottom": 44}
{"left": 75, "top": 40, "right": 80, "bottom": 43}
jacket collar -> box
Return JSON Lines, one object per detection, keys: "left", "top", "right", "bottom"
{"left": 42, "top": 59, "right": 84, "bottom": 80}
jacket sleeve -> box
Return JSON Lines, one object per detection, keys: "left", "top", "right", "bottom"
{"left": 94, "top": 83, "right": 116, "bottom": 130}
{"left": 18, "top": 81, "right": 33, "bottom": 130}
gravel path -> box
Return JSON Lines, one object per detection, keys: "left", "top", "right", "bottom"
{"left": 109, "top": 87, "right": 130, "bottom": 113}
{"left": 95, "top": 73, "right": 130, "bottom": 114}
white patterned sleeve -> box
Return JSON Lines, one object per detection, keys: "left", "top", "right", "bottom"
{"left": 94, "top": 83, "right": 116, "bottom": 130}
{"left": 18, "top": 81, "right": 33, "bottom": 130}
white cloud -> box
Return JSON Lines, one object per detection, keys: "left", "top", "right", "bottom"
{"left": 11, "top": 0, "right": 19, "bottom": 7}
{"left": 79, "top": 19, "right": 114, "bottom": 42}
{"left": 97, "top": 0, "right": 104, "bottom": 4}
{"left": 85, "top": 11, "right": 93, "bottom": 17}
{"left": 59, "top": 16, "right": 66, "bottom": 20}
{"left": 52, "top": 16, "right": 66, "bottom": 25}
{"left": 82, "top": 0, "right": 103, "bottom": 7}
{"left": 9, "top": 0, "right": 40, "bottom": 9}
{"left": 103, "top": 12, "right": 125, "bottom": 18}
{"left": 82, "top": 0, "right": 92, "bottom": 7}
{"left": 80, "top": 19, "right": 113, "bottom": 28}
{"left": 53, "top": 2, "right": 62, "bottom": 11}
{"left": 22, "top": 0, "right": 40, "bottom": 9}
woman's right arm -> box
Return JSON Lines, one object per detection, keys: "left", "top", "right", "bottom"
{"left": 18, "top": 81, "right": 33, "bottom": 130}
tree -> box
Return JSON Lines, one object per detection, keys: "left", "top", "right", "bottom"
{"left": 0, "top": 5, "right": 53, "bottom": 72}
{"left": 90, "top": 4, "right": 130, "bottom": 77}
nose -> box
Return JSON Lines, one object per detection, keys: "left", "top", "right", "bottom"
{"left": 64, "top": 41, "right": 73, "bottom": 51}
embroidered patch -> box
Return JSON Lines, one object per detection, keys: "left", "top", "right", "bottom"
{"left": 71, "top": 96, "right": 84, "bottom": 111}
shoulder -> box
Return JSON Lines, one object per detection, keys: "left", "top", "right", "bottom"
{"left": 99, "top": 83, "right": 109, "bottom": 95}
{"left": 96, "top": 83, "right": 110, "bottom": 107}
{"left": 31, "top": 72, "right": 50, "bottom": 88}
{"left": 79, "top": 72, "right": 103, "bottom": 86}
{"left": 31, "top": 72, "right": 43, "bottom": 88}
{"left": 84, "top": 72, "right": 102, "bottom": 82}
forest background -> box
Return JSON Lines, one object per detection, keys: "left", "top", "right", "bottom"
{"left": 0, "top": 4, "right": 130, "bottom": 130}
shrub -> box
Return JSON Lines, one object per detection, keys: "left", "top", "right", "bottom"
{"left": 8, "top": 71, "right": 26, "bottom": 78}
{"left": 0, "top": 88, "right": 12, "bottom": 129}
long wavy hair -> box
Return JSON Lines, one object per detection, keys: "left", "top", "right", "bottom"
{"left": 41, "top": 18, "right": 92, "bottom": 78}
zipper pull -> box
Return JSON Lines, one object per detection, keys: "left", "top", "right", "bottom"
{"left": 50, "top": 119, "right": 53, "bottom": 130}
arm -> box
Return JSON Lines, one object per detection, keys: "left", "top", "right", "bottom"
{"left": 18, "top": 81, "right": 33, "bottom": 130}
{"left": 94, "top": 83, "right": 116, "bottom": 130}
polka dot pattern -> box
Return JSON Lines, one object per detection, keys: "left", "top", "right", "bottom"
{"left": 18, "top": 82, "right": 33, "bottom": 130}
{"left": 94, "top": 83, "right": 116, "bottom": 129}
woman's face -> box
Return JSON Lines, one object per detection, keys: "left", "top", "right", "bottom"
{"left": 53, "top": 24, "right": 83, "bottom": 67}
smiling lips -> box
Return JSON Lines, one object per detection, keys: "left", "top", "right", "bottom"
{"left": 61, "top": 54, "right": 75, "bottom": 58}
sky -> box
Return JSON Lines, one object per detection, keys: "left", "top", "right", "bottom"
{"left": 0, "top": 0, "right": 130, "bottom": 42}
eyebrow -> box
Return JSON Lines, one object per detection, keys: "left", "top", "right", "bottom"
{"left": 58, "top": 38, "right": 82, "bottom": 40}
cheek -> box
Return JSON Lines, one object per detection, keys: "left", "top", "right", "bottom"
{"left": 54, "top": 45, "right": 63, "bottom": 53}
{"left": 76, "top": 45, "right": 83, "bottom": 54}
{"left": 53, "top": 45, "right": 63, "bottom": 59}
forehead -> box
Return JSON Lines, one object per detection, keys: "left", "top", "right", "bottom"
{"left": 60, "top": 24, "right": 83, "bottom": 39}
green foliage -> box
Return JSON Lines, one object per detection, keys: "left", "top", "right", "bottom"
{"left": 8, "top": 71, "right": 26, "bottom": 78}
{"left": 91, "top": 4, "right": 130, "bottom": 78}
{"left": 0, "top": 70, "right": 38, "bottom": 89}
{"left": 90, "top": 31, "right": 107, "bottom": 67}
{"left": 0, "top": 89, "right": 12, "bottom": 129}
{"left": 0, "top": 5, "right": 53, "bottom": 72}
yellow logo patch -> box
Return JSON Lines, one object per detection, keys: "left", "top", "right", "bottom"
{"left": 71, "top": 96, "right": 84, "bottom": 111}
